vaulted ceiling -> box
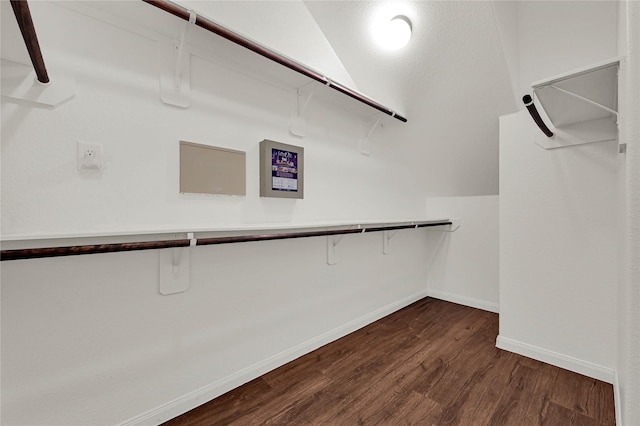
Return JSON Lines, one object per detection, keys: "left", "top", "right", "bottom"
{"left": 304, "top": 0, "right": 518, "bottom": 195}
{"left": 305, "top": 1, "right": 511, "bottom": 114}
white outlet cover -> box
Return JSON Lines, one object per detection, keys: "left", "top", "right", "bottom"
{"left": 77, "top": 141, "right": 103, "bottom": 171}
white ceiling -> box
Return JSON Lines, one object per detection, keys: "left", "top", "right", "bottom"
{"left": 305, "top": 1, "right": 503, "bottom": 113}
{"left": 304, "top": 0, "right": 518, "bottom": 195}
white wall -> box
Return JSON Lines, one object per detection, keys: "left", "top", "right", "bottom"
{"left": 516, "top": 1, "right": 619, "bottom": 100}
{"left": 1, "top": 231, "right": 432, "bottom": 425}
{"left": 617, "top": 1, "right": 640, "bottom": 425}
{"left": 494, "top": 3, "right": 640, "bottom": 423}
{"left": 492, "top": 1, "right": 619, "bottom": 110}
{"left": 420, "top": 2, "right": 620, "bottom": 370}
{"left": 495, "top": 0, "right": 620, "bottom": 384}
{"left": 491, "top": 1, "right": 520, "bottom": 109}
{"left": 426, "top": 196, "right": 499, "bottom": 313}
{"left": 0, "top": 2, "right": 437, "bottom": 425}
{"left": 0, "top": 1, "right": 426, "bottom": 238}
{"left": 498, "top": 111, "right": 619, "bottom": 382}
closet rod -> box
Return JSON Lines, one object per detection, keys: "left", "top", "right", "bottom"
{"left": 523, "top": 94, "right": 554, "bottom": 137}
{"left": 0, "top": 221, "right": 452, "bottom": 261}
{"left": 10, "top": 0, "right": 49, "bottom": 84}
{"left": 141, "top": 0, "right": 407, "bottom": 123}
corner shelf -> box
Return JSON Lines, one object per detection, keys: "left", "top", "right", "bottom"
{"left": 531, "top": 57, "right": 621, "bottom": 150}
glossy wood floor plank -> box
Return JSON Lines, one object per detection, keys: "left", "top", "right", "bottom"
{"left": 163, "top": 298, "right": 616, "bottom": 426}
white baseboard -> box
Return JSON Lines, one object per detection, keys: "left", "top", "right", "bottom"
{"left": 614, "top": 370, "right": 622, "bottom": 426}
{"left": 426, "top": 289, "right": 499, "bottom": 313}
{"left": 120, "top": 290, "right": 428, "bottom": 426}
{"left": 496, "top": 335, "right": 616, "bottom": 384}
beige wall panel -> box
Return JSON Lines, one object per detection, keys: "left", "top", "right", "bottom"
{"left": 180, "top": 141, "right": 246, "bottom": 196}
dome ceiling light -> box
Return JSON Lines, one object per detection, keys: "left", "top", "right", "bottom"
{"left": 374, "top": 14, "right": 412, "bottom": 50}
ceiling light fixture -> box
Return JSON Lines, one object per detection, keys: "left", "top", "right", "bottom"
{"left": 388, "top": 16, "right": 412, "bottom": 48}
{"left": 375, "top": 15, "right": 412, "bottom": 50}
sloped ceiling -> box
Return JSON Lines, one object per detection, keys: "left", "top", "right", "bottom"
{"left": 305, "top": 0, "right": 518, "bottom": 196}
{"left": 174, "top": 0, "right": 359, "bottom": 89}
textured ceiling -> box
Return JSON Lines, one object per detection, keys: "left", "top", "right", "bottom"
{"left": 304, "top": 1, "right": 512, "bottom": 114}
{"left": 305, "top": 0, "right": 518, "bottom": 195}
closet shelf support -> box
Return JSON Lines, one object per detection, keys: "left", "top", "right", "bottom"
{"left": 174, "top": 9, "right": 196, "bottom": 90}
{"left": 548, "top": 85, "right": 618, "bottom": 117}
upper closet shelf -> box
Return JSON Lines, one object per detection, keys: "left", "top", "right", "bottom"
{"left": 530, "top": 57, "right": 621, "bottom": 150}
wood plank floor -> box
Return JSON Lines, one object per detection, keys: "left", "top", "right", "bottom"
{"left": 163, "top": 298, "right": 615, "bottom": 425}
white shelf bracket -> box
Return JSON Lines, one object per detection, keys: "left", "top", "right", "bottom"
{"left": 382, "top": 230, "right": 398, "bottom": 255}
{"left": 298, "top": 86, "right": 314, "bottom": 118}
{"left": 530, "top": 58, "right": 621, "bottom": 150}
{"left": 0, "top": 59, "right": 75, "bottom": 108}
{"left": 548, "top": 85, "right": 618, "bottom": 117}
{"left": 159, "top": 10, "right": 196, "bottom": 108}
{"left": 326, "top": 234, "right": 345, "bottom": 265}
{"left": 159, "top": 233, "right": 194, "bottom": 295}
{"left": 175, "top": 10, "right": 196, "bottom": 90}
{"left": 360, "top": 113, "right": 382, "bottom": 155}
{"left": 326, "top": 229, "right": 362, "bottom": 265}
{"left": 290, "top": 82, "right": 315, "bottom": 137}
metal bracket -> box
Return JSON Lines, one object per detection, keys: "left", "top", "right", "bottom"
{"left": 159, "top": 233, "right": 194, "bottom": 295}
{"left": 290, "top": 82, "right": 315, "bottom": 137}
{"left": 546, "top": 84, "right": 621, "bottom": 146}
{"left": 159, "top": 10, "right": 196, "bottom": 108}
{"left": 327, "top": 234, "right": 341, "bottom": 265}
{"left": 548, "top": 85, "right": 618, "bottom": 117}
{"left": 359, "top": 113, "right": 382, "bottom": 155}
{"left": 530, "top": 60, "right": 620, "bottom": 150}
{"left": 327, "top": 230, "right": 363, "bottom": 265}
{"left": 174, "top": 11, "right": 196, "bottom": 89}
{"left": 382, "top": 230, "right": 398, "bottom": 255}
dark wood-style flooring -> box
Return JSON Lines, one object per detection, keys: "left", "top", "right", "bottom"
{"left": 163, "top": 298, "right": 615, "bottom": 425}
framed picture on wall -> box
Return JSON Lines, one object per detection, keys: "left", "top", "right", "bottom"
{"left": 260, "top": 140, "right": 304, "bottom": 199}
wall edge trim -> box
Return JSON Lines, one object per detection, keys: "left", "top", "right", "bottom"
{"left": 426, "top": 289, "right": 499, "bottom": 313}
{"left": 496, "top": 335, "right": 616, "bottom": 384}
{"left": 119, "top": 290, "right": 429, "bottom": 426}
{"left": 614, "top": 369, "right": 622, "bottom": 426}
